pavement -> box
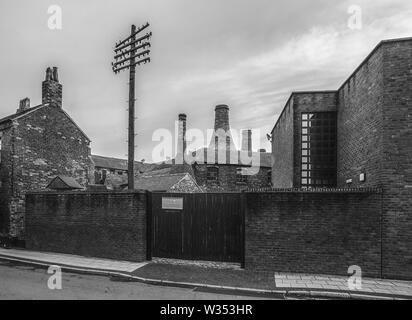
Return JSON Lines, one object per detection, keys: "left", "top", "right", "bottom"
{"left": 1, "top": 248, "right": 412, "bottom": 300}
{"left": 0, "top": 261, "right": 267, "bottom": 300}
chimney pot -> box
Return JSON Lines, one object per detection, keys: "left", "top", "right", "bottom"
{"left": 242, "top": 129, "right": 253, "bottom": 153}
{"left": 177, "top": 113, "right": 187, "bottom": 160}
{"left": 17, "top": 98, "right": 30, "bottom": 114}
{"left": 214, "top": 105, "right": 230, "bottom": 132}
{"left": 52, "top": 67, "right": 59, "bottom": 82}
{"left": 42, "top": 66, "right": 63, "bottom": 108}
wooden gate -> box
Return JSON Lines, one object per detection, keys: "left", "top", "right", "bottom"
{"left": 149, "top": 193, "right": 245, "bottom": 264}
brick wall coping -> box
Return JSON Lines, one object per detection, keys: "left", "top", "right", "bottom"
{"left": 245, "top": 187, "right": 382, "bottom": 194}
{"left": 25, "top": 190, "right": 148, "bottom": 196}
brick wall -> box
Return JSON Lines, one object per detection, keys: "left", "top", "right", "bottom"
{"left": 245, "top": 190, "right": 382, "bottom": 277}
{"left": 380, "top": 40, "right": 412, "bottom": 280}
{"left": 337, "top": 45, "right": 384, "bottom": 188}
{"left": 271, "top": 92, "right": 338, "bottom": 188}
{"left": 271, "top": 98, "right": 294, "bottom": 188}
{"left": 0, "top": 126, "right": 13, "bottom": 234}
{"left": 194, "top": 164, "right": 271, "bottom": 192}
{"left": 25, "top": 191, "right": 147, "bottom": 262}
{"left": 0, "top": 105, "right": 93, "bottom": 239}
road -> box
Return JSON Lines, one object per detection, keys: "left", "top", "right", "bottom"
{"left": 0, "top": 260, "right": 274, "bottom": 300}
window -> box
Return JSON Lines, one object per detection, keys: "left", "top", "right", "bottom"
{"left": 207, "top": 166, "right": 219, "bottom": 182}
{"left": 267, "top": 170, "right": 272, "bottom": 185}
{"left": 301, "top": 112, "right": 337, "bottom": 188}
{"left": 236, "top": 168, "right": 247, "bottom": 184}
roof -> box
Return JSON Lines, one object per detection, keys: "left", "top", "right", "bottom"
{"left": 0, "top": 105, "right": 44, "bottom": 125}
{"left": 0, "top": 104, "right": 91, "bottom": 141}
{"left": 271, "top": 36, "right": 412, "bottom": 134}
{"left": 192, "top": 148, "right": 272, "bottom": 168}
{"left": 132, "top": 173, "right": 193, "bottom": 192}
{"left": 271, "top": 91, "right": 337, "bottom": 134}
{"left": 46, "top": 176, "right": 83, "bottom": 190}
{"left": 145, "top": 163, "right": 195, "bottom": 176}
{"left": 91, "top": 155, "right": 157, "bottom": 173}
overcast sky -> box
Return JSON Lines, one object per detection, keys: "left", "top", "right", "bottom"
{"left": 0, "top": 0, "right": 411, "bottom": 162}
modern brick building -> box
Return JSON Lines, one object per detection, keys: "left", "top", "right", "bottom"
{"left": 0, "top": 67, "right": 93, "bottom": 240}
{"left": 271, "top": 37, "right": 412, "bottom": 279}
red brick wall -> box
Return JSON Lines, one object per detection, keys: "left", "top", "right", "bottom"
{"left": 25, "top": 191, "right": 147, "bottom": 262}
{"left": 245, "top": 190, "right": 382, "bottom": 278}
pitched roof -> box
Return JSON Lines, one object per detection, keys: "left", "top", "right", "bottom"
{"left": 0, "top": 105, "right": 44, "bottom": 125}
{"left": 144, "top": 163, "right": 195, "bottom": 176}
{"left": 133, "top": 173, "right": 192, "bottom": 192}
{"left": 91, "top": 155, "right": 157, "bottom": 173}
{"left": 46, "top": 175, "right": 83, "bottom": 190}
{"left": 0, "top": 104, "right": 91, "bottom": 141}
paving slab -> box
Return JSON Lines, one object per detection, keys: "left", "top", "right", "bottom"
{"left": 0, "top": 248, "right": 146, "bottom": 273}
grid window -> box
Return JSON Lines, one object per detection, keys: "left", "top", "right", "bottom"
{"left": 301, "top": 112, "right": 337, "bottom": 188}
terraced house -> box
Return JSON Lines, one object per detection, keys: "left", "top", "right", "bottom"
{"left": 0, "top": 68, "right": 93, "bottom": 241}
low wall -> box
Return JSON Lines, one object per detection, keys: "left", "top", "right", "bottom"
{"left": 245, "top": 190, "right": 382, "bottom": 277}
{"left": 25, "top": 191, "right": 147, "bottom": 262}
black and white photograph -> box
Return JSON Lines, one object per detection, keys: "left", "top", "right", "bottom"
{"left": 0, "top": 0, "right": 411, "bottom": 310}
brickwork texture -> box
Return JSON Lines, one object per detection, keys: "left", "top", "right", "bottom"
{"left": 25, "top": 191, "right": 147, "bottom": 262}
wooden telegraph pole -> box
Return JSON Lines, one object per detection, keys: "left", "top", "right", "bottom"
{"left": 112, "top": 23, "right": 152, "bottom": 190}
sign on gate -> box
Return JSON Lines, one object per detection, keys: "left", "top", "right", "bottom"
{"left": 162, "top": 197, "right": 183, "bottom": 210}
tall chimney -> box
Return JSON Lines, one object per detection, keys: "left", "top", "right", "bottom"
{"left": 214, "top": 105, "right": 230, "bottom": 132}
{"left": 42, "top": 66, "right": 62, "bottom": 108}
{"left": 17, "top": 98, "right": 30, "bottom": 114}
{"left": 178, "top": 113, "right": 187, "bottom": 156}
{"left": 242, "top": 129, "right": 252, "bottom": 153}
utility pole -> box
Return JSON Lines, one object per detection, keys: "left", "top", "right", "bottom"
{"left": 112, "top": 23, "right": 152, "bottom": 190}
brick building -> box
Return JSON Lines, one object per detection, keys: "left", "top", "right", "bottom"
{"left": 271, "top": 37, "right": 412, "bottom": 279}
{"left": 177, "top": 107, "right": 272, "bottom": 192}
{"left": 92, "top": 155, "right": 156, "bottom": 190}
{"left": 0, "top": 67, "right": 93, "bottom": 240}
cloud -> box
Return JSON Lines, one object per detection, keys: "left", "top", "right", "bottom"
{"left": 170, "top": 4, "right": 412, "bottom": 154}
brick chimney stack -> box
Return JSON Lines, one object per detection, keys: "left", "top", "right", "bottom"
{"left": 214, "top": 105, "right": 230, "bottom": 132}
{"left": 242, "top": 129, "right": 252, "bottom": 153}
{"left": 17, "top": 98, "right": 30, "bottom": 114}
{"left": 42, "top": 67, "right": 62, "bottom": 108}
{"left": 178, "top": 113, "right": 187, "bottom": 155}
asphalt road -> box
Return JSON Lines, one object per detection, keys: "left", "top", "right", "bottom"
{"left": 0, "top": 260, "right": 275, "bottom": 300}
